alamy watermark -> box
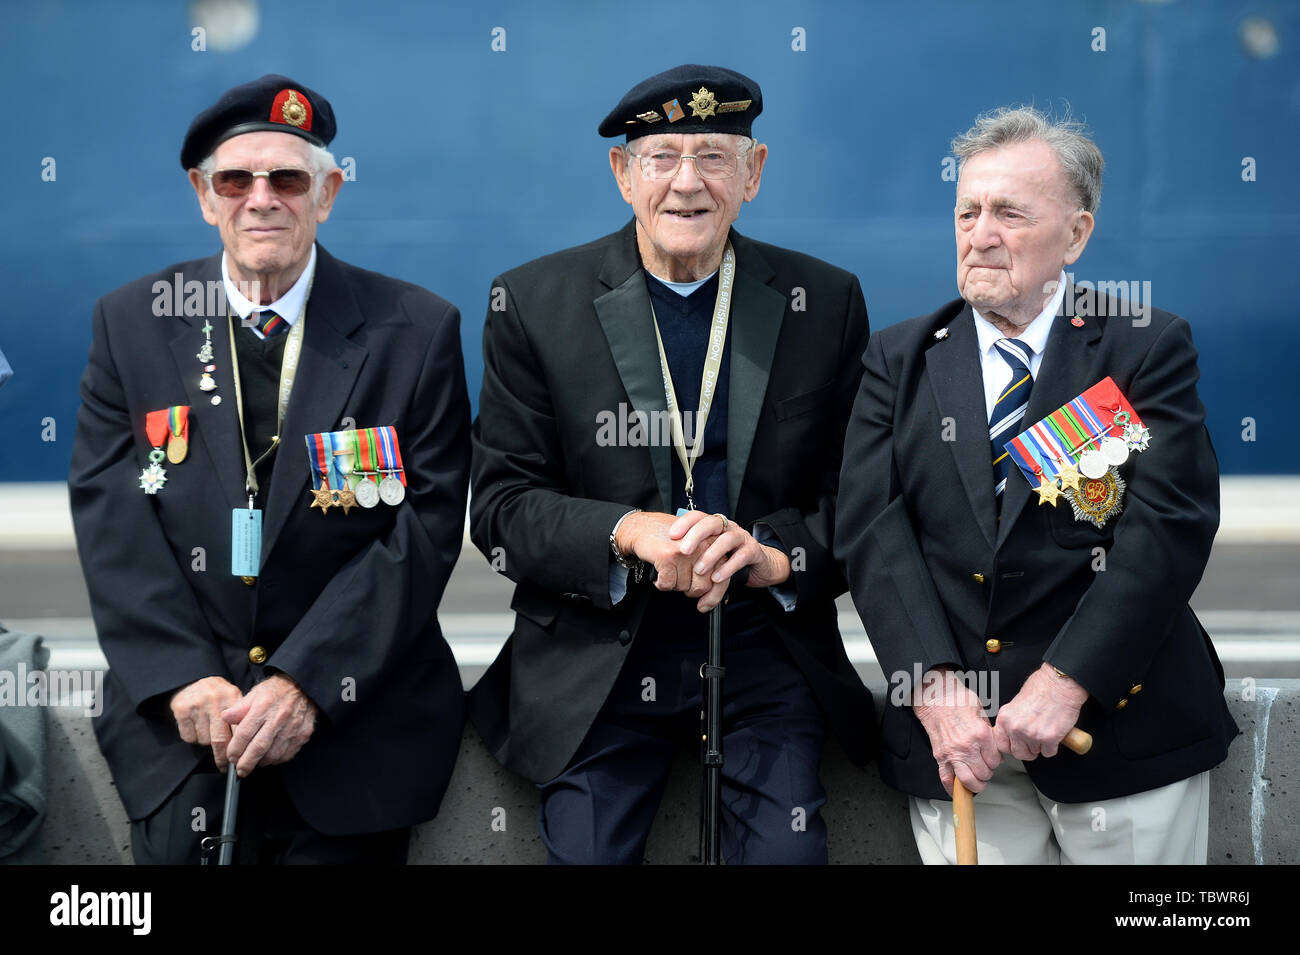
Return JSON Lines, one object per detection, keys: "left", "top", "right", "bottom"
{"left": 596, "top": 402, "right": 703, "bottom": 449}
{"left": 1052, "top": 272, "right": 1152, "bottom": 325}
{"left": 889, "top": 664, "right": 1001, "bottom": 713}
{"left": 0, "top": 664, "right": 103, "bottom": 717}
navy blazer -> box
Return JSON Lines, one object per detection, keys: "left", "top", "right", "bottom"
{"left": 69, "top": 245, "right": 470, "bottom": 833}
{"left": 835, "top": 291, "right": 1239, "bottom": 803}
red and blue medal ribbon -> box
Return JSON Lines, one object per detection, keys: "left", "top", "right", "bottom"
{"left": 305, "top": 431, "right": 332, "bottom": 489}
{"left": 376, "top": 426, "right": 406, "bottom": 486}
{"left": 1005, "top": 377, "right": 1148, "bottom": 489}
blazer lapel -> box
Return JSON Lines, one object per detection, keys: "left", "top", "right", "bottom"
{"left": 593, "top": 224, "right": 672, "bottom": 510}
{"left": 168, "top": 254, "right": 248, "bottom": 510}
{"left": 259, "top": 246, "right": 368, "bottom": 562}
{"left": 994, "top": 301, "right": 1104, "bottom": 549}
{"left": 924, "top": 308, "right": 998, "bottom": 547}
{"left": 725, "top": 234, "right": 785, "bottom": 516}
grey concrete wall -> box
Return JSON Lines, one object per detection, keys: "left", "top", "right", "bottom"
{"left": 5, "top": 680, "right": 1296, "bottom": 864}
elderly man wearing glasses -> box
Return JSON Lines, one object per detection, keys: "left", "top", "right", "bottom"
{"left": 468, "top": 64, "right": 876, "bottom": 864}
{"left": 69, "top": 75, "right": 471, "bottom": 864}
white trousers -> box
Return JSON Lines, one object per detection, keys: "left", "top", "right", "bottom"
{"left": 909, "top": 758, "right": 1210, "bottom": 864}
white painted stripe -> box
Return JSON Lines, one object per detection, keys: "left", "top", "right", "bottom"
{"left": 35, "top": 638, "right": 1300, "bottom": 671}
{"left": 16, "top": 611, "right": 1300, "bottom": 638}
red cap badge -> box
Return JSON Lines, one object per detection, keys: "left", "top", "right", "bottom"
{"left": 270, "top": 89, "right": 312, "bottom": 131}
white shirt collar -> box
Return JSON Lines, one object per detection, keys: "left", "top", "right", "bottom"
{"left": 972, "top": 269, "right": 1067, "bottom": 358}
{"left": 221, "top": 243, "right": 317, "bottom": 324}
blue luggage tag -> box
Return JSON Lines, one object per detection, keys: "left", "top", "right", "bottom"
{"left": 231, "top": 508, "right": 262, "bottom": 577}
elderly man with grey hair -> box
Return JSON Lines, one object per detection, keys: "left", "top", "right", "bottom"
{"left": 835, "top": 106, "right": 1237, "bottom": 864}
{"left": 69, "top": 74, "right": 471, "bottom": 864}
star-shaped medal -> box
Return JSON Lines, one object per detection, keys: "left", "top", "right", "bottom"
{"left": 139, "top": 463, "right": 167, "bottom": 494}
{"left": 1125, "top": 424, "right": 1151, "bottom": 452}
{"left": 1056, "top": 460, "right": 1082, "bottom": 492}
{"left": 335, "top": 487, "right": 357, "bottom": 515}
{"left": 309, "top": 486, "right": 335, "bottom": 513}
{"left": 1034, "top": 475, "right": 1063, "bottom": 507}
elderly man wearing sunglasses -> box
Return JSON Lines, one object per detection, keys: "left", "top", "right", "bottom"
{"left": 68, "top": 74, "right": 471, "bottom": 864}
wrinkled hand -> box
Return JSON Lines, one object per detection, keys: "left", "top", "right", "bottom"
{"left": 913, "top": 668, "right": 1001, "bottom": 796}
{"left": 616, "top": 511, "right": 718, "bottom": 602}
{"left": 221, "top": 673, "right": 318, "bottom": 777}
{"left": 170, "top": 676, "right": 244, "bottom": 770}
{"left": 670, "top": 510, "right": 790, "bottom": 613}
{"left": 992, "top": 663, "right": 1089, "bottom": 761}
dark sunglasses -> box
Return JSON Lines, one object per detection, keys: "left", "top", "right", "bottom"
{"left": 205, "top": 167, "right": 314, "bottom": 198}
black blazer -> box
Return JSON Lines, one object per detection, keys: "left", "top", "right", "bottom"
{"left": 467, "top": 221, "right": 877, "bottom": 783}
{"left": 68, "top": 245, "right": 470, "bottom": 834}
{"left": 835, "top": 292, "right": 1239, "bottom": 803}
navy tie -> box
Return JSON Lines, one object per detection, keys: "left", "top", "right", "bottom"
{"left": 989, "top": 337, "right": 1034, "bottom": 502}
{"left": 257, "top": 309, "right": 288, "bottom": 338}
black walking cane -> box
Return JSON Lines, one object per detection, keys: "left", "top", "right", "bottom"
{"left": 200, "top": 763, "right": 240, "bottom": 865}
{"left": 699, "top": 604, "right": 725, "bottom": 865}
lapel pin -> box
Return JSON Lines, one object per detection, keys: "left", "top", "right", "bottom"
{"left": 934, "top": 327, "right": 949, "bottom": 340}
{"left": 1071, "top": 317, "right": 1085, "bottom": 327}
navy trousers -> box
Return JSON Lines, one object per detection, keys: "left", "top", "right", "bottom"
{"left": 130, "top": 763, "right": 410, "bottom": 865}
{"left": 538, "top": 598, "right": 828, "bottom": 864}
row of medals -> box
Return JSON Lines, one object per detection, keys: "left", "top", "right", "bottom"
{"left": 310, "top": 471, "right": 405, "bottom": 514}
{"left": 1078, "top": 425, "right": 1148, "bottom": 480}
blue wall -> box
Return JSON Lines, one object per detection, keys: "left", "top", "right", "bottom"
{"left": 1, "top": 0, "right": 1296, "bottom": 479}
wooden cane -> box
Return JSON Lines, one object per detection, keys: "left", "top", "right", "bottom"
{"left": 953, "top": 779, "right": 978, "bottom": 865}
{"left": 953, "top": 727, "right": 1094, "bottom": 865}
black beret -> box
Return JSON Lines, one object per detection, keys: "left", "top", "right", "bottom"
{"left": 598, "top": 64, "right": 762, "bottom": 141}
{"left": 180, "top": 74, "right": 336, "bottom": 169}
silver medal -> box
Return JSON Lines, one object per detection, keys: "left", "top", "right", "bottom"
{"left": 139, "top": 449, "right": 168, "bottom": 494}
{"left": 379, "top": 473, "right": 405, "bottom": 506}
{"left": 354, "top": 477, "right": 380, "bottom": 509}
{"left": 1124, "top": 424, "right": 1151, "bottom": 452}
{"left": 1079, "top": 448, "right": 1108, "bottom": 480}
{"left": 1101, "top": 435, "right": 1129, "bottom": 467}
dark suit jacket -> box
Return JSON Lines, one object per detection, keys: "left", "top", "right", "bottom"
{"left": 834, "top": 291, "right": 1239, "bottom": 803}
{"left": 68, "top": 245, "right": 470, "bottom": 834}
{"left": 467, "top": 221, "right": 877, "bottom": 783}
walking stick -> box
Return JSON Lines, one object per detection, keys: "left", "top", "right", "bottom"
{"left": 201, "top": 763, "right": 241, "bottom": 866}
{"left": 953, "top": 727, "right": 1092, "bottom": 865}
{"left": 699, "top": 604, "right": 725, "bottom": 865}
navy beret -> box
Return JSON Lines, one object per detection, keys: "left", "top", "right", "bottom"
{"left": 598, "top": 64, "right": 762, "bottom": 141}
{"left": 180, "top": 74, "right": 336, "bottom": 169}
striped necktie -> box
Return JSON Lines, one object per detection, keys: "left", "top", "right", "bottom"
{"left": 256, "top": 309, "right": 288, "bottom": 339}
{"left": 989, "top": 337, "right": 1034, "bottom": 501}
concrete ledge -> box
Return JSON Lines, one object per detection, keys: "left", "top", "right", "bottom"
{"left": 5, "top": 680, "right": 1297, "bottom": 864}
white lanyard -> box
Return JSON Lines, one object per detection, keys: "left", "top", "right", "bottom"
{"left": 649, "top": 243, "right": 735, "bottom": 512}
